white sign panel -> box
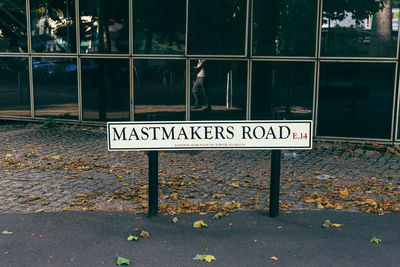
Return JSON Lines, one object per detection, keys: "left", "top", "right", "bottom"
{"left": 107, "top": 121, "right": 313, "bottom": 151}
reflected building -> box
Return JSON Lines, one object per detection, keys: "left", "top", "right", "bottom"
{"left": 0, "top": 0, "right": 400, "bottom": 143}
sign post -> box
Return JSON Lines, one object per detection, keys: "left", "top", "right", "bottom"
{"left": 108, "top": 120, "right": 312, "bottom": 217}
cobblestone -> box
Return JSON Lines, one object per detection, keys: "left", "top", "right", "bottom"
{"left": 0, "top": 121, "right": 400, "bottom": 214}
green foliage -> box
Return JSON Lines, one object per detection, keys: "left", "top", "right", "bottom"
{"left": 42, "top": 116, "right": 57, "bottom": 129}
{"left": 370, "top": 237, "right": 382, "bottom": 244}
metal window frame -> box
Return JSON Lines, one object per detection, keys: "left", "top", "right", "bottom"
{"left": 316, "top": 59, "right": 398, "bottom": 142}
{"left": 0, "top": 0, "right": 399, "bottom": 144}
{"left": 185, "top": 0, "right": 249, "bottom": 58}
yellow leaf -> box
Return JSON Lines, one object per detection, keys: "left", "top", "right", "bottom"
{"left": 317, "top": 203, "right": 324, "bottom": 209}
{"left": 193, "top": 220, "right": 208, "bottom": 228}
{"left": 203, "top": 255, "right": 216, "bottom": 263}
{"left": 213, "top": 194, "right": 224, "bottom": 199}
{"left": 230, "top": 183, "right": 240, "bottom": 188}
{"left": 331, "top": 223, "right": 344, "bottom": 228}
{"left": 50, "top": 155, "right": 62, "bottom": 160}
{"left": 5, "top": 153, "right": 13, "bottom": 158}
{"left": 365, "top": 199, "right": 377, "bottom": 206}
{"left": 335, "top": 204, "right": 344, "bottom": 210}
{"left": 269, "top": 256, "right": 279, "bottom": 261}
{"left": 35, "top": 209, "right": 45, "bottom": 213}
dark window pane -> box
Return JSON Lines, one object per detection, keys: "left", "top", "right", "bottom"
{"left": 190, "top": 60, "right": 247, "bottom": 120}
{"left": 133, "top": 60, "right": 186, "bottom": 121}
{"left": 0, "top": 57, "right": 30, "bottom": 116}
{"left": 321, "top": 0, "right": 399, "bottom": 57}
{"left": 253, "top": 0, "right": 317, "bottom": 56}
{"left": 82, "top": 58, "right": 129, "bottom": 121}
{"left": 251, "top": 61, "right": 314, "bottom": 120}
{"left": 318, "top": 62, "right": 395, "bottom": 139}
{"left": 80, "top": 0, "right": 129, "bottom": 54}
{"left": 31, "top": 0, "right": 76, "bottom": 53}
{"left": 33, "top": 57, "right": 77, "bottom": 119}
{"left": 0, "top": 0, "right": 27, "bottom": 52}
{"left": 133, "top": 0, "right": 185, "bottom": 54}
{"left": 188, "top": 0, "right": 247, "bottom": 55}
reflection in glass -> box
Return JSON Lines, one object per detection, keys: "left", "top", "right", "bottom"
{"left": 133, "top": 0, "right": 185, "bottom": 54}
{"left": 188, "top": 0, "right": 247, "bottom": 55}
{"left": 30, "top": 0, "right": 76, "bottom": 53}
{"left": 321, "top": 0, "right": 400, "bottom": 57}
{"left": 0, "top": 57, "right": 30, "bottom": 116}
{"left": 0, "top": 0, "right": 27, "bottom": 52}
{"left": 33, "top": 58, "right": 77, "bottom": 119}
{"left": 80, "top": 0, "right": 129, "bottom": 54}
{"left": 251, "top": 62, "right": 314, "bottom": 120}
{"left": 318, "top": 62, "right": 395, "bottom": 139}
{"left": 81, "top": 58, "right": 129, "bottom": 121}
{"left": 134, "top": 60, "right": 186, "bottom": 121}
{"left": 253, "top": 0, "right": 317, "bottom": 56}
{"left": 190, "top": 60, "right": 247, "bottom": 120}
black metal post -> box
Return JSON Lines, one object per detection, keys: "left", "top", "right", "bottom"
{"left": 147, "top": 114, "right": 159, "bottom": 217}
{"left": 148, "top": 150, "right": 159, "bottom": 217}
{"left": 269, "top": 149, "right": 281, "bottom": 217}
{"left": 269, "top": 111, "right": 282, "bottom": 217}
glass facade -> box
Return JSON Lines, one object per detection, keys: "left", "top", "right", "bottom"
{"left": 33, "top": 57, "right": 78, "bottom": 118}
{"left": 0, "top": 0, "right": 400, "bottom": 143}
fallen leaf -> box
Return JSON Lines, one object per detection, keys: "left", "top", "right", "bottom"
{"left": 317, "top": 203, "right": 324, "bottom": 209}
{"left": 322, "top": 220, "right": 331, "bottom": 228}
{"left": 212, "top": 212, "right": 223, "bottom": 220}
{"left": 172, "top": 217, "right": 178, "bottom": 224}
{"left": 269, "top": 256, "right": 279, "bottom": 261}
{"left": 339, "top": 188, "right": 349, "bottom": 197}
{"left": 2, "top": 230, "right": 13, "bottom": 235}
{"left": 5, "top": 153, "right": 13, "bottom": 158}
{"left": 50, "top": 155, "right": 62, "bottom": 160}
{"left": 370, "top": 237, "right": 382, "bottom": 244}
{"left": 213, "top": 194, "right": 224, "bottom": 199}
{"left": 35, "top": 209, "right": 45, "bottom": 213}
{"left": 116, "top": 256, "right": 131, "bottom": 266}
{"left": 127, "top": 235, "right": 139, "bottom": 241}
{"left": 139, "top": 230, "right": 150, "bottom": 238}
{"left": 193, "top": 254, "right": 216, "bottom": 263}
{"left": 193, "top": 220, "right": 208, "bottom": 228}
{"left": 365, "top": 199, "right": 377, "bottom": 206}
{"left": 230, "top": 183, "right": 240, "bottom": 188}
{"left": 330, "top": 223, "right": 344, "bottom": 228}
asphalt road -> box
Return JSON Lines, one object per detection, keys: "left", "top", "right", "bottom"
{"left": 1, "top": 210, "right": 399, "bottom": 267}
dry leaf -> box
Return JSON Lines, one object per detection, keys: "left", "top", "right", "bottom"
{"left": 139, "top": 230, "right": 150, "bottom": 238}
{"left": 269, "top": 256, "right": 279, "bottom": 261}
{"left": 193, "top": 220, "right": 208, "bottom": 228}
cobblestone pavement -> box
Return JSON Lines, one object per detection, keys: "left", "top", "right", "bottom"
{"left": 1, "top": 121, "right": 400, "bottom": 214}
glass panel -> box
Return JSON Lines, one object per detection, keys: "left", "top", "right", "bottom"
{"left": 318, "top": 62, "right": 395, "bottom": 139}
{"left": 0, "top": 0, "right": 27, "bottom": 52}
{"left": 190, "top": 60, "right": 247, "bottom": 120}
{"left": 33, "top": 57, "right": 77, "bottom": 119}
{"left": 321, "top": 0, "right": 400, "bottom": 57}
{"left": 133, "top": 0, "right": 185, "bottom": 54}
{"left": 0, "top": 57, "right": 30, "bottom": 116}
{"left": 253, "top": 0, "right": 317, "bottom": 56}
{"left": 188, "top": 0, "right": 247, "bottom": 55}
{"left": 81, "top": 58, "right": 129, "bottom": 121}
{"left": 134, "top": 59, "right": 186, "bottom": 121}
{"left": 30, "top": 0, "right": 76, "bottom": 53}
{"left": 251, "top": 61, "right": 314, "bottom": 120}
{"left": 80, "top": 0, "right": 129, "bottom": 54}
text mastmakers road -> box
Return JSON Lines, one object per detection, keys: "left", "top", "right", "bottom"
{"left": 107, "top": 121, "right": 313, "bottom": 151}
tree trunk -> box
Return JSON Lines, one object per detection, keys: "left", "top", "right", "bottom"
{"left": 369, "top": 0, "right": 393, "bottom": 57}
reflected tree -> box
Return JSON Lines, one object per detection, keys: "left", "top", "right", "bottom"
{"left": 0, "top": 0, "right": 27, "bottom": 52}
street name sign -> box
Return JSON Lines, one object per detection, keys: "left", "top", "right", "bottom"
{"left": 107, "top": 120, "right": 312, "bottom": 151}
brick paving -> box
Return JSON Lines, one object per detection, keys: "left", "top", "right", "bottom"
{"left": 0, "top": 121, "right": 399, "bottom": 214}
